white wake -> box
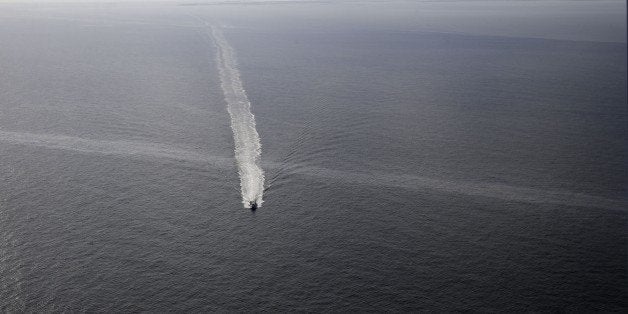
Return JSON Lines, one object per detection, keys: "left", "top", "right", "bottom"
{"left": 210, "top": 26, "right": 265, "bottom": 208}
{"left": 1, "top": 130, "right": 624, "bottom": 212}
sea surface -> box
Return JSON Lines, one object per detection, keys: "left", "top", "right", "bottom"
{"left": 0, "top": 1, "right": 626, "bottom": 311}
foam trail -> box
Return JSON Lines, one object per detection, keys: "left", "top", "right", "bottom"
{"left": 0, "top": 130, "right": 233, "bottom": 167}
{"left": 1, "top": 130, "right": 624, "bottom": 211}
{"left": 266, "top": 163, "right": 627, "bottom": 212}
{"left": 210, "top": 26, "right": 265, "bottom": 208}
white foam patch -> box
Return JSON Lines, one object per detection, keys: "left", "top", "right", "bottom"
{"left": 210, "top": 26, "right": 265, "bottom": 208}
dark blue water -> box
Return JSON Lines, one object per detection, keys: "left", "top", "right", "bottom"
{"left": 1, "top": 1, "right": 626, "bottom": 312}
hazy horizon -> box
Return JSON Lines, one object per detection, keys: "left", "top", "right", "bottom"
{"left": 1, "top": 0, "right": 625, "bottom": 43}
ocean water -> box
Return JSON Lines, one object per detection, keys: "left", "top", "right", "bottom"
{"left": 0, "top": 1, "right": 626, "bottom": 311}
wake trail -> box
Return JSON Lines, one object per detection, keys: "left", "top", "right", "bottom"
{"left": 1, "top": 129, "right": 623, "bottom": 211}
{"left": 209, "top": 25, "right": 265, "bottom": 208}
{"left": 261, "top": 162, "right": 628, "bottom": 212}
{"left": 0, "top": 130, "right": 233, "bottom": 167}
